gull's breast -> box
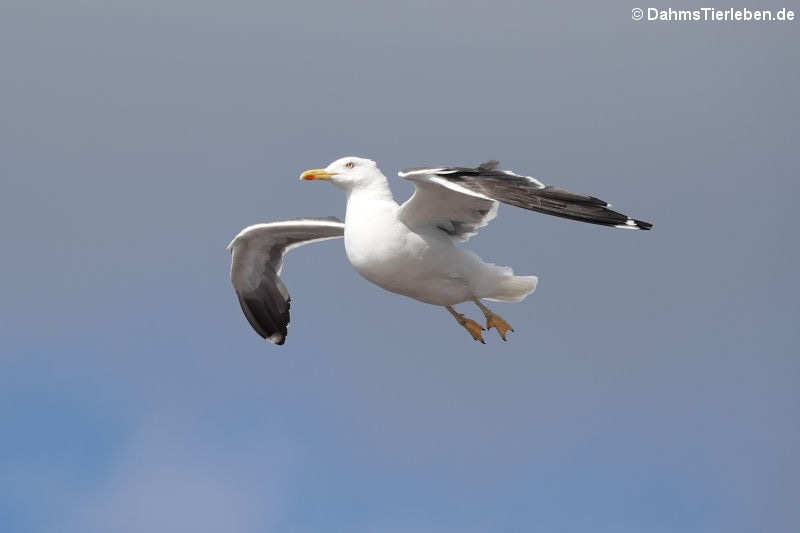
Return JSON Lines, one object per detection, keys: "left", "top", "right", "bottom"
{"left": 345, "top": 208, "right": 464, "bottom": 300}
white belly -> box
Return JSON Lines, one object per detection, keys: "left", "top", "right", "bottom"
{"left": 344, "top": 205, "right": 474, "bottom": 306}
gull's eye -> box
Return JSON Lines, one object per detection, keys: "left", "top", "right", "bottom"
{"left": 345, "top": 161, "right": 355, "bottom": 169}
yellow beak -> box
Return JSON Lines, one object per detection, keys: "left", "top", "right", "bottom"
{"left": 300, "top": 168, "right": 337, "bottom": 181}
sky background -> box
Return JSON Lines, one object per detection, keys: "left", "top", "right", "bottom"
{"left": 1, "top": 1, "right": 798, "bottom": 532}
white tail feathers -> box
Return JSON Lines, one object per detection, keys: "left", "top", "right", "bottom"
{"left": 484, "top": 275, "right": 538, "bottom": 302}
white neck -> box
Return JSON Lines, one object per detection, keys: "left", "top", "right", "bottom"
{"left": 343, "top": 172, "right": 398, "bottom": 224}
{"left": 344, "top": 171, "right": 394, "bottom": 202}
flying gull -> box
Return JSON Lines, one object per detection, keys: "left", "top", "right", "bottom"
{"left": 228, "top": 157, "right": 652, "bottom": 345}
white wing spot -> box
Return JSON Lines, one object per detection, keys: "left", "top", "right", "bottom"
{"left": 615, "top": 220, "right": 640, "bottom": 230}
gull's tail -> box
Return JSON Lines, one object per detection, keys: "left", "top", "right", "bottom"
{"left": 484, "top": 274, "right": 538, "bottom": 302}
{"left": 466, "top": 250, "right": 539, "bottom": 303}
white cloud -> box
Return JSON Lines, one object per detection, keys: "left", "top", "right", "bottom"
{"left": 61, "top": 414, "right": 295, "bottom": 533}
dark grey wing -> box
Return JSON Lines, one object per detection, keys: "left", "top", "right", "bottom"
{"left": 399, "top": 162, "right": 652, "bottom": 230}
{"left": 397, "top": 167, "right": 500, "bottom": 242}
{"left": 227, "top": 218, "right": 344, "bottom": 345}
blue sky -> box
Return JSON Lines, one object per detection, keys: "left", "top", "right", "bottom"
{"left": 1, "top": 1, "right": 798, "bottom": 532}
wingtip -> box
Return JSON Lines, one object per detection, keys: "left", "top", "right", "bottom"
{"left": 267, "top": 333, "right": 286, "bottom": 345}
{"left": 615, "top": 218, "right": 653, "bottom": 230}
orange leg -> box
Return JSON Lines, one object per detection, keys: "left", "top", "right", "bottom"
{"left": 445, "top": 305, "right": 485, "bottom": 344}
{"left": 472, "top": 298, "right": 514, "bottom": 341}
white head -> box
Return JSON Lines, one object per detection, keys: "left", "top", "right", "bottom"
{"left": 300, "top": 156, "right": 386, "bottom": 192}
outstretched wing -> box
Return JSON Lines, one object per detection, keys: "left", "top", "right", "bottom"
{"left": 398, "top": 161, "right": 652, "bottom": 236}
{"left": 227, "top": 217, "right": 344, "bottom": 345}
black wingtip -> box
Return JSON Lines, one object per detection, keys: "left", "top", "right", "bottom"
{"left": 634, "top": 219, "right": 653, "bottom": 230}
{"left": 237, "top": 293, "right": 289, "bottom": 346}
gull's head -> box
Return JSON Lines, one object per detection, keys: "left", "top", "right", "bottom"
{"left": 300, "top": 156, "right": 384, "bottom": 191}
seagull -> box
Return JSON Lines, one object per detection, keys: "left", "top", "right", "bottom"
{"left": 228, "top": 157, "right": 652, "bottom": 345}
